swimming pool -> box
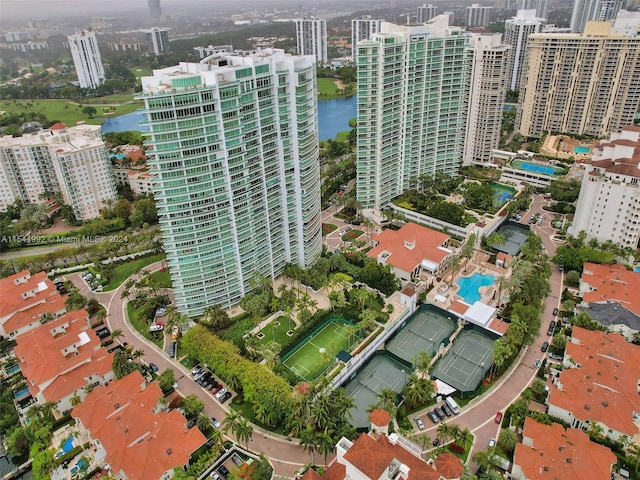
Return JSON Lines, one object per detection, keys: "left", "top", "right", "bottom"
{"left": 13, "top": 387, "right": 30, "bottom": 399}
{"left": 57, "top": 437, "right": 75, "bottom": 457}
{"left": 457, "top": 273, "right": 495, "bottom": 304}
{"left": 635, "top": 266, "right": 640, "bottom": 272}
{"left": 574, "top": 146, "right": 590, "bottom": 154}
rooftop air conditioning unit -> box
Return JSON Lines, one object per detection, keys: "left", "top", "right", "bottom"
{"left": 388, "top": 461, "right": 400, "bottom": 479}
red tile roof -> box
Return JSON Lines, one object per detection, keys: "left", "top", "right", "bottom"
{"left": 514, "top": 418, "right": 616, "bottom": 480}
{"left": 367, "top": 223, "right": 451, "bottom": 275}
{"left": 0, "top": 270, "right": 60, "bottom": 320}
{"left": 73, "top": 371, "right": 206, "bottom": 480}
{"left": 449, "top": 300, "right": 469, "bottom": 316}
{"left": 49, "top": 122, "right": 68, "bottom": 130}
{"left": 2, "top": 293, "right": 67, "bottom": 336}
{"left": 581, "top": 263, "right": 640, "bottom": 316}
{"left": 548, "top": 326, "right": 640, "bottom": 436}
{"left": 488, "top": 317, "right": 509, "bottom": 335}
{"left": 435, "top": 452, "right": 464, "bottom": 479}
{"left": 369, "top": 409, "right": 391, "bottom": 427}
{"left": 13, "top": 309, "right": 114, "bottom": 402}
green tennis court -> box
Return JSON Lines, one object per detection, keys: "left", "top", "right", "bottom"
{"left": 282, "top": 319, "right": 360, "bottom": 381}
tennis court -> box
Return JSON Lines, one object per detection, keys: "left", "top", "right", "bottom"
{"left": 386, "top": 305, "right": 456, "bottom": 363}
{"left": 432, "top": 330, "right": 494, "bottom": 394}
{"left": 281, "top": 318, "right": 359, "bottom": 381}
{"left": 343, "top": 354, "right": 409, "bottom": 429}
{"left": 494, "top": 222, "right": 530, "bottom": 256}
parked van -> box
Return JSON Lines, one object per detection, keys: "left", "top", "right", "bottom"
{"left": 445, "top": 396, "right": 460, "bottom": 415}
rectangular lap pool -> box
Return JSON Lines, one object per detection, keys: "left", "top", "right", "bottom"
{"left": 573, "top": 146, "right": 590, "bottom": 154}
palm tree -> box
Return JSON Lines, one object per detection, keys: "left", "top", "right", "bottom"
{"left": 299, "top": 425, "right": 317, "bottom": 465}
{"left": 209, "top": 428, "right": 224, "bottom": 457}
{"left": 374, "top": 388, "right": 398, "bottom": 419}
{"left": 437, "top": 422, "right": 452, "bottom": 444}
{"left": 196, "top": 414, "right": 211, "bottom": 433}
{"left": 316, "top": 429, "right": 334, "bottom": 465}
{"left": 234, "top": 417, "right": 254, "bottom": 449}
{"left": 412, "top": 351, "right": 432, "bottom": 378}
{"left": 498, "top": 428, "right": 518, "bottom": 452}
{"left": 459, "top": 428, "right": 474, "bottom": 449}
{"left": 132, "top": 349, "right": 145, "bottom": 366}
{"left": 110, "top": 328, "right": 124, "bottom": 344}
{"left": 222, "top": 410, "right": 241, "bottom": 436}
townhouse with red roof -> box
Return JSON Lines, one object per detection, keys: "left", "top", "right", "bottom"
{"left": 512, "top": 417, "right": 616, "bottom": 480}
{"left": 0, "top": 270, "right": 67, "bottom": 338}
{"left": 13, "top": 308, "right": 115, "bottom": 414}
{"left": 301, "top": 410, "right": 464, "bottom": 480}
{"left": 367, "top": 222, "right": 453, "bottom": 282}
{"left": 578, "top": 262, "right": 640, "bottom": 339}
{"left": 72, "top": 370, "right": 206, "bottom": 480}
{"left": 547, "top": 326, "right": 640, "bottom": 445}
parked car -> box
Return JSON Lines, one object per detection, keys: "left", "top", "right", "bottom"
{"left": 414, "top": 417, "right": 425, "bottom": 430}
{"left": 216, "top": 388, "right": 228, "bottom": 399}
{"left": 210, "top": 417, "right": 221, "bottom": 428}
{"left": 155, "top": 306, "right": 167, "bottom": 317}
{"left": 552, "top": 308, "right": 559, "bottom": 316}
{"left": 53, "top": 279, "right": 64, "bottom": 287}
{"left": 488, "top": 438, "right": 496, "bottom": 448}
{"left": 149, "top": 362, "right": 159, "bottom": 372}
{"left": 547, "top": 320, "right": 556, "bottom": 336}
{"left": 218, "top": 466, "right": 230, "bottom": 477}
{"left": 187, "top": 418, "right": 197, "bottom": 429}
{"left": 441, "top": 403, "right": 453, "bottom": 417}
{"left": 495, "top": 411, "right": 503, "bottom": 424}
{"left": 211, "top": 385, "right": 222, "bottom": 394}
{"left": 549, "top": 353, "right": 563, "bottom": 361}
{"left": 149, "top": 324, "right": 164, "bottom": 332}
{"left": 220, "top": 391, "right": 232, "bottom": 403}
{"left": 57, "top": 286, "right": 68, "bottom": 294}
{"left": 231, "top": 454, "right": 244, "bottom": 466}
{"left": 534, "top": 359, "right": 542, "bottom": 369}
{"left": 541, "top": 341, "right": 549, "bottom": 352}
{"left": 434, "top": 407, "right": 446, "bottom": 420}
{"left": 432, "top": 438, "right": 441, "bottom": 446}
{"left": 191, "top": 366, "right": 202, "bottom": 375}
{"left": 427, "top": 410, "right": 440, "bottom": 424}
{"left": 209, "top": 472, "right": 222, "bottom": 480}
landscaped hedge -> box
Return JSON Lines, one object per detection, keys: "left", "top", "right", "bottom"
{"left": 181, "top": 325, "right": 293, "bottom": 428}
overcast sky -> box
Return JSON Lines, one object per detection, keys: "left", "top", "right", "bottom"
{"left": 0, "top": 0, "right": 152, "bottom": 22}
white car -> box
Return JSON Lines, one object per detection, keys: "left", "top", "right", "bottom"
{"left": 149, "top": 324, "right": 164, "bottom": 332}
{"left": 488, "top": 438, "right": 496, "bottom": 448}
{"left": 216, "top": 388, "right": 228, "bottom": 399}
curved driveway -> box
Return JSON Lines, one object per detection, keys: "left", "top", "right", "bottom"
{"left": 68, "top": 194, "right": 562, "bottom": 476}
{"left": 70, "top": 264, "right": 312, "bottom": 477}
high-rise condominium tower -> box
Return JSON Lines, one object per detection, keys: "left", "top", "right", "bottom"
{"left": 351, "top": 16, "right": 383, "bottom": 60}
{"left": 138, "top": 50, "right": 322, "bottom": 317}
{"left": 68, "top": 30, "right": 105, "bottom": 89}
{"left": 146, "top": 27, "right": 169, "bottom": 55}
{"left": 518, "top": 0, "right": 549, "bottom": 19}
{"left": 570, "top": 0, "right": 625, "bottom": 32}
{"left": 295, "top": 18, "right": 327, "bottom": 64}
{"left": 148, "top": 0, "right": 162, "bottom": 22}
{"left": 517, "top": 22, "right": 640, "bottom": 139}
{"left": 504, "top": 10, "right": 544, "bottom": 91}
{"left": 464, "top": 34, "right": 510, "bottom": 166}
{"left": 417, "top": 4, "right": 438, "bottom": 23}
{"left": 355, "top": 17, "right": 470, "bottom": 212}
{"left": 466, "top": 4, "right": 492, "bottom": 27}
{"left": 0, "top": 124, "right": 117, "bottom": 220}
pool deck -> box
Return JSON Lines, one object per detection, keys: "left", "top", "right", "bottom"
{"left": 425, "top": 250, "right": 511, "bottom": 335}
{"left": 541, "top": 134, "right": 592, "bottom": 160}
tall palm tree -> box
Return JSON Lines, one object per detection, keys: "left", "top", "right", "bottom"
{"left": 498, "top": 428, "right": 518, "bottom": 452}
{"left": 234, "top": 417, "right": 254, "bottom": 449}
{"left": 132, "top": 349, "right": 145, "bottom": 366}
{"left": 110, "top": 328, "right": 124, "bottom": 344}
{"left": 222, "top": 410, "right": 241, "bottom": 436}
{"left": 412, "top": 351, "right": 432, "bottom": 378}
{"left": 437, "top": 421, "right": 452, "bottom": 444}
{"left": 316, "top": 429, "right": 334, "bottom": 465}
{"left": 299, "top": 425, "right": 317, "bottom": 465}
{"left": 374, "top": 388, "right": 398, "bottom": 419}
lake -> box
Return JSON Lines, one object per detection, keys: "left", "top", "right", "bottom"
{"left": 101, "top": 95, "right": 357, "bottom": 141}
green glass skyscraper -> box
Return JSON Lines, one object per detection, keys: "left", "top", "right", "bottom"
{"left": 355, "top": 16, "right": 470, "bottom": 212}
{"left": 138, "top": 49, "right": 322, "bottom": 317}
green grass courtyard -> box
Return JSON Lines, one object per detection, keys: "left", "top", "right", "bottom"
{"left": 255, "top": 316, "right": 296, "bottom": 347}
{"left": 281, "top": 319, "right": 360, "bottom": 381}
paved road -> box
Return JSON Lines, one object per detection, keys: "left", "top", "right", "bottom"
{"left": 67, "top": 263, "right": 313, "bottom": 477}
{"left": 65, "top": 193, "right": 563, "bottom": 476}
{"left": 410, "top": 194, "right": 564, "bottom": 472}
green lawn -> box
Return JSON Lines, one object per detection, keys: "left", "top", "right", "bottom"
{"left": 331, "top": 272, "right": 353, "bottom": 283}
{"left": 282, "top": 319, "right": 358, "bottom": 381}
{"left": 149, "top": 270, "right": 172, "bottom": 288}
{"left": 131, "top": 66, "right": 153, "bottom": 78}
{"left": 0, "top": 98, "right": 142, "bottom": 126}
{"left": 102, "top": 254, "right": 165, "bottom": 292}
{"left": 317, "top": 78, "right": 340, "bottom": 96}
{"left": 126, "top": 302, "right": 164, "bottom": 347}
{"left": 256, "top": 316, "right": 296, "bottom": 347}
{"left": 82, "top": 92, "right": 137, "bottom": 103}
{"left": 341, "top": 229, "right": 364, "bottom": 242}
